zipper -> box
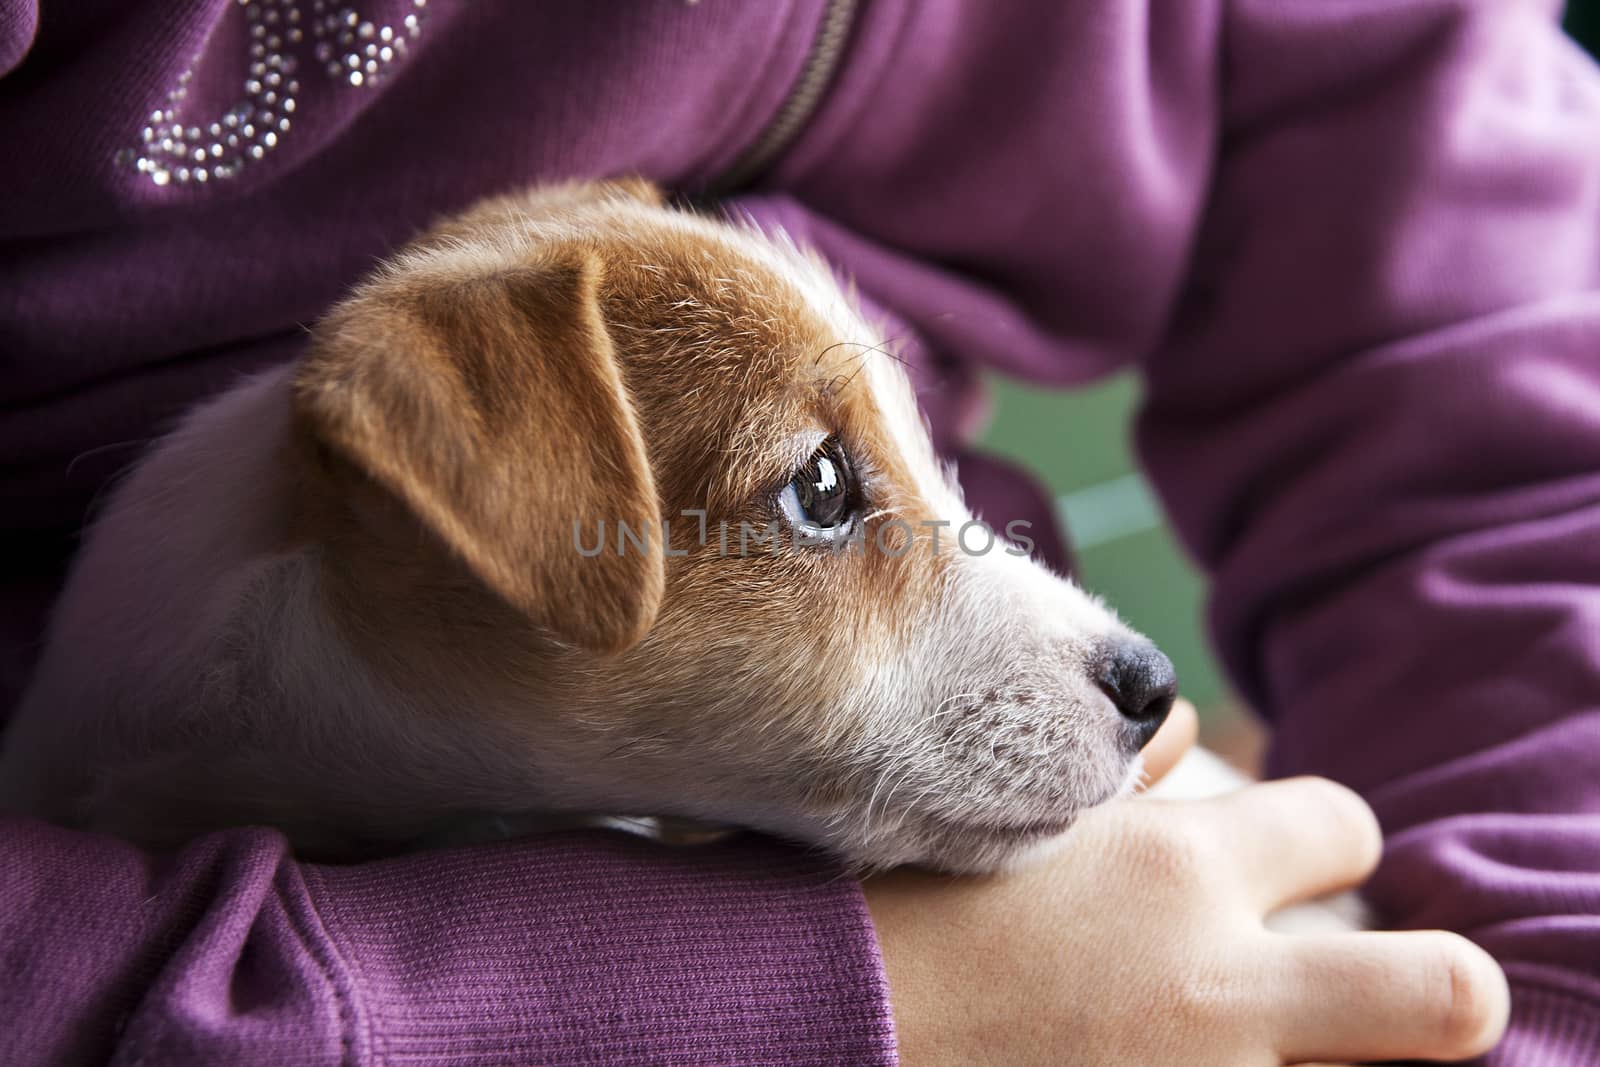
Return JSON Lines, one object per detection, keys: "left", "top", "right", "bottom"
{"left": 710, "top": 0, "right": 857, "bottom": 192}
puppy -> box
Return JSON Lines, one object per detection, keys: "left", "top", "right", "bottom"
{"left": 0, "top": 181, "right": 1349, "bottom": 913}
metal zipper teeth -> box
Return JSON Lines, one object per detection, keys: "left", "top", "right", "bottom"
{"left": 711, "top": 0, "right": 857, "bottom": 192}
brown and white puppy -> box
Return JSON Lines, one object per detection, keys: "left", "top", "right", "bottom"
{"left": 3, "top": 181, "right": 1260, "bottom": 879}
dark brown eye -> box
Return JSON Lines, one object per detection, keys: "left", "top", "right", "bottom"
{"left": 780, "top": 438, "right": 856, "bottom": 533}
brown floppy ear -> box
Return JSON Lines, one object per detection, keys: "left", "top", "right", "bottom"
{"left": 293, "top": 248, "right": 663, "bottom": 653}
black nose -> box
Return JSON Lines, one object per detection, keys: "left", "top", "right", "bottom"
{"left": 1097, "top": 637, "right": 1177, "bottom": 748}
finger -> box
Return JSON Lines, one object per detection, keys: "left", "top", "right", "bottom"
{"left": 1274, "top": 930, "right": 1510, "bottom": 1065}
{"left": 1195, "top": 777, "right": 1382, "bottom": 912}
{"left": 1140, "top": 697, "right": 1199, "bottom": 786}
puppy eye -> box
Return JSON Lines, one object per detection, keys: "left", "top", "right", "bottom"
{"left": 779, "top": 438, "right": 857, "bottom": 534}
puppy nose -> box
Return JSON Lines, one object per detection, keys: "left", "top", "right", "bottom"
{"left": 1096, "top": 637, "right": 1177, "bottom": 748}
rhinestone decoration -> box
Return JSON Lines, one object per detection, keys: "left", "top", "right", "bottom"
{"left": 122, "top": 0, "right": 428, "bottom": 187}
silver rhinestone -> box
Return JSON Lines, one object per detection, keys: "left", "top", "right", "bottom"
{"left": 208, "top": 122, "right": 222, "bottom": 136}
{"left": 194, "top": 167, "right": 209, "bottom": 182}
{"left": 250, "top": 61, "right": 267, "bottom": 77}
{"left": 287, "top": 27, "right": 303, "bottom": 43}
{"left": 348, "top": 69, "right": 363, "bottom": 86}
{"left": 363, "top": 43, "right": 377, "bottom": 57}
{"left": 264, "top": 90, "right": 277, "bottom": 105}
{"left": 277, "top": 117, "right": 291, "bottom": 132}
{"left": 394, "top": 37, "right": 407, "bottom": 53}
{"left": 246, "top": 79, "right": 262, "bottom": 95}
{"left": 242, "top": 123, "right": 256, "bottom": 137}
{"left": 141, "top": 125, "right": 155, "bottom": 142}
{"left": 345, "top": 53, "right": 359, "bottom": 67}
{"left": 136, "top": 156, "right": 151, "bottom": 172}
{"left": 149, "top": 109, "right": 164, "bottom": 123}
{"left": 287, "top": 77, "right": 300, "bottom": 91}
{"left": 326, "top": 61, "right": 342, "bottom": 76}
{"left": 267, "top": 34, "right": 282, "bottom": 49}
{"left": 170, "top": 124, "right": 183, "bottom": 136}
{"left": 379, "top": 25, "right": 393, "bottom": 42}
{"left": 185, "top": 126, "right": 200, "bottom": 139}
{"left": 176, "top": 167, "right": 192, "bottom": 182}
{"left": 209, "top": 143, "right": 224, "bottom": 158}
{"left": 216, "top": 165, "right": 237, "bottom": 180}
{"left": 250, "top": 144, "right": 266, "bottom": 159}
{"left": 160, "top": 136, "right": 176, "bottom": 151}
{"left": 379, "top": 45, "right": 392, "bottom": 61}
{"left": 363, "top": 59, "right": 377, "bottom": 74}
{"left": 223, "top": 113, "right": 239, "bottom": 128}
{"left": 251, "top": 41, "right": 266, "bottom": 58}
{"left": 151, "top": 168, "right": 171, "bottom": 186}
{"left": 264, "top": 130, "right": 278, "bottom": 147}
{"left": 191, "top": 148, "right": 206, "bottom": 162}
{"left": 282, "top": 97, "right": 296, "bottom": 113}
{"left": 178, "top": 69, "right": 192, "bottom": 84}
{"left": 414, "top": 0, "right": 425, "bottom": 7}
{"left": 360, "top": 21, "right": 376, "bottom": 38}
{"left": 403, "top": 13, "right": 418, "bottom": 32}
{"left": 252, "top": 23, "right": 266, "bottom": 38}
{"left": 266, "top": 70, "right": 281, "bottom": 86}
{"left": 227, "top": 133, "right": 240, "bottom": 147}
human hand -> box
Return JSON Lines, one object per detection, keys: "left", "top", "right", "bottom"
{"left": 864, "top": 752, "right": 1508, "bottom": 1065}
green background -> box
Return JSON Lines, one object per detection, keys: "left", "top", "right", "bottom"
{"left": 979, "top": 3, "right": 1600, "bottom": 721}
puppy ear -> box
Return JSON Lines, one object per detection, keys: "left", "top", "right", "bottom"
{"left": 293, "top": 249, "right": 663, "bottom": 653}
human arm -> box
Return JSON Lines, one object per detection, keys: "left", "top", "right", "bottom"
{"left": 0, "top": 817, "right": 894, "bottom": 1066}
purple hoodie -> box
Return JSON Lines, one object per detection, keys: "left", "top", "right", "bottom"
{"left": 3, "top": 1, "right": 1598, "bottom": 1063}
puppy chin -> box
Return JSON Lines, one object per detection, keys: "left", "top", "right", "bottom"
{"left": 821, "top": 808, "right": 1079, "bottom": 875}
{"left": 834, "top": 760, "right": 1146, "bottom": 874}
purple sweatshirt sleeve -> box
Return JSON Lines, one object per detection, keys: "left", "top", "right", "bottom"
{"left": 755, "top": 1, "right": 1600, "bottom": 1060}
{"left": 0, "top": 817, "right": 894, "bottom": 1066}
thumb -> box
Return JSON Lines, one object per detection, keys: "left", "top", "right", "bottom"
{"left": 1139, "top": 697, "right": 1198, "bottom": 786}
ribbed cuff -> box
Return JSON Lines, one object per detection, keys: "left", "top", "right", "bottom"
{"left": 1485, "top": 982, "right": 1600, "bottom": 1066}
{"left": 302, "top": 831, "right": 896, "bottom": 1066}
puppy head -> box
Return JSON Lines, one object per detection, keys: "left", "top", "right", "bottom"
{"left": 292, "top": 181, "right": 1173, "bottom": 872}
